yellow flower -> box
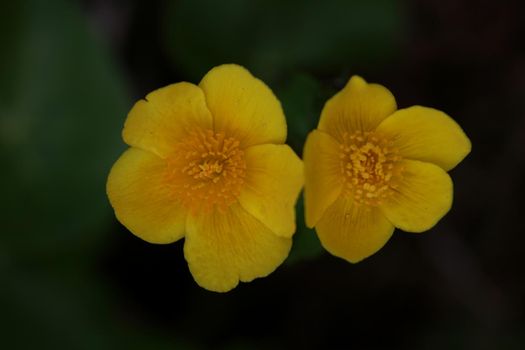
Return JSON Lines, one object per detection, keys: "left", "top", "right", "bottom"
{"left": 107, "top": 64, "right": 303, "bottom": 292}
{"left": 304, "top": 76, "right": 471, "bottom": 263}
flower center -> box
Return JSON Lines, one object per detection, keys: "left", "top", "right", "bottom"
{"left": 339, "top": 131, "right": 402, "bottom": 206}
{"left": 166, "top": 129, "right": 246, "bottom": 213}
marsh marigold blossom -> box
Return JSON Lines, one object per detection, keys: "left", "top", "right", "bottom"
{"left": 107, "top": 64, "right": 303, "bottom": 292}
{"left": 304, "top": 76, "right": 471, "bottom": 263}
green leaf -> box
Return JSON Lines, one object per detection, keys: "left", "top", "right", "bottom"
{"left": 163, "top": 0, "right": 406, "bottom": 82}
{"left": 277, "top": 73, "right": 322, "bottom": 154}
{"left": 0, "top": 259, "right": 197, "bottom": 350}
{"left": 0, "top": 0, "right": 129, "bottom": 257}
{"left": 287, "top": 195, "right": 325, "bottom": 264}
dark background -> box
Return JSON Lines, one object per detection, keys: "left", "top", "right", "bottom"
{"left": 1, "top": 0, "right": 524, "bottom": 349}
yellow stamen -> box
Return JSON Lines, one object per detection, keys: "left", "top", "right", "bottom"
{"left": 165, "top": 129, "right": 246, "bottom": 213}
{"left": 339, "top": 131, "right": 403, "bottom": 206}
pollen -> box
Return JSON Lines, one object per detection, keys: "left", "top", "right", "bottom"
{"left": 165, "top": 129, "right": 246, "bottom": 213}
{"left": 339, "top": 131, "right": 403, "bottom": 206}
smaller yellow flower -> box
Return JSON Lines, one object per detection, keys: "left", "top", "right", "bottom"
{"left": 107, "top": 64, "right": 303, "bottom": 292}
{"left": 304, "top": 76, "right": 471, "bottom": 263}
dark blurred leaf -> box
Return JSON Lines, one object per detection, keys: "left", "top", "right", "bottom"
{"left": 277, "top": 73, "right": 323, "bottom": 154}
{"left": 0, "top": 0, "right": 128, "bottom": 257}
{"left": 163, "top": 0, "right": 405, "bottom": 82}
{"left": 276, "top": 73, "right": 325, "bottom": 263}
{"left": 287, "top": 195, "right": 325, "bottom": 264}
{"left": 0, "top": 259, "right": 197, "bottom": 350}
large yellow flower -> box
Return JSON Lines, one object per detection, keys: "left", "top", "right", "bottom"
{"left": 304, "top": 76, "right": 471, "bottom": 263}
{"left": 107, "top": 64, "right": 303, "bottom": 292}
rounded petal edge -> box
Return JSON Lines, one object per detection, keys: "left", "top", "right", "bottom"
{"left": 376, "top": 106, "right": 471, "bottom": 171}
{"left": 184, "top": 204, "right": 292, "bottom": 292}
{"left": 199, "top": 64, "right": 287, "bottom": 148}
{"left": 316, "top": 196, "right": 395, "bottom": 263}
{"left": 106, "top": 148, "right": 187, "bottom": 244}
{"left": 303, "top": 130, "right": 343, "bottom": 228}
{"left": 318, "top": 75, "right": 397, "bottom": 142}
{"left": 380, "top": 159, "right": 453, "bottom": 233}
{"left": 238, "top": 144, "right": 304, "bottom": 238}
{"left": 123, "top": 82, "right": 213, "bottom": 158}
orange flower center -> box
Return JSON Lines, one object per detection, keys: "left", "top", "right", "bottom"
{"left": 339, "top": 131, "right": 402, "bottom": 206}
{"left": 166, "top": 129, "right": 246, "bottom": 213}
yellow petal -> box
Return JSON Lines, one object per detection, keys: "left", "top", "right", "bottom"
{"left": 184, "top": 204, "right": 292, "bottom": 292}
{"left": 123, "top": 82, "right": 213, "bottom": 158}
{"left": 238, "top": 144, "right": 303, "bottom": 238}
{"left": 376, "top": 106, "right": 471, "bottom": 171}
{"left": 303, "top": 130, "right": 344, "bottom": 228}
{"left": 380, "top": 159, "right": 453, "bottom": 232}
{"left": 199, "top": 64, "right": 287, "bottom": 148}
{"left": 106, "top": 148, "right": 186, "bottom": 243}
{"left": 316, "top": 196, "right": 395, "bottom": 263}
{"left": 318, "top": 76, "right": 397, "bottom": 142}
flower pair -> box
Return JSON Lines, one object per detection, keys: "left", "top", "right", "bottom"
{"left": 107, "top": 64, "right": 470, "bottom": 292}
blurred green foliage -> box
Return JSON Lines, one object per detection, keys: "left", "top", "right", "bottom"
{"left": 286, "top": 196, "right": 325, "bottom": 264}
{"left": 0, "top": 0, "right": 127, "bottom": 256}
{"left": 0, "top": 0, "right": 140, "bottom": 348}
{"left": 276, "top": 74, "right": 327, "bottom": 263}
{"left": 277, "top": 73, "right": 323, "bottom": 153}
{"left": 164, "top": 0, "right": 404, "bottom": 82}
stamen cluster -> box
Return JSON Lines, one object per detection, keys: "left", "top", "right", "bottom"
{"left": 339, "top": 131, "right": 402, "bottom": 206}
{"left": 167, "top": 129, "right": 246, "bottom": 212}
